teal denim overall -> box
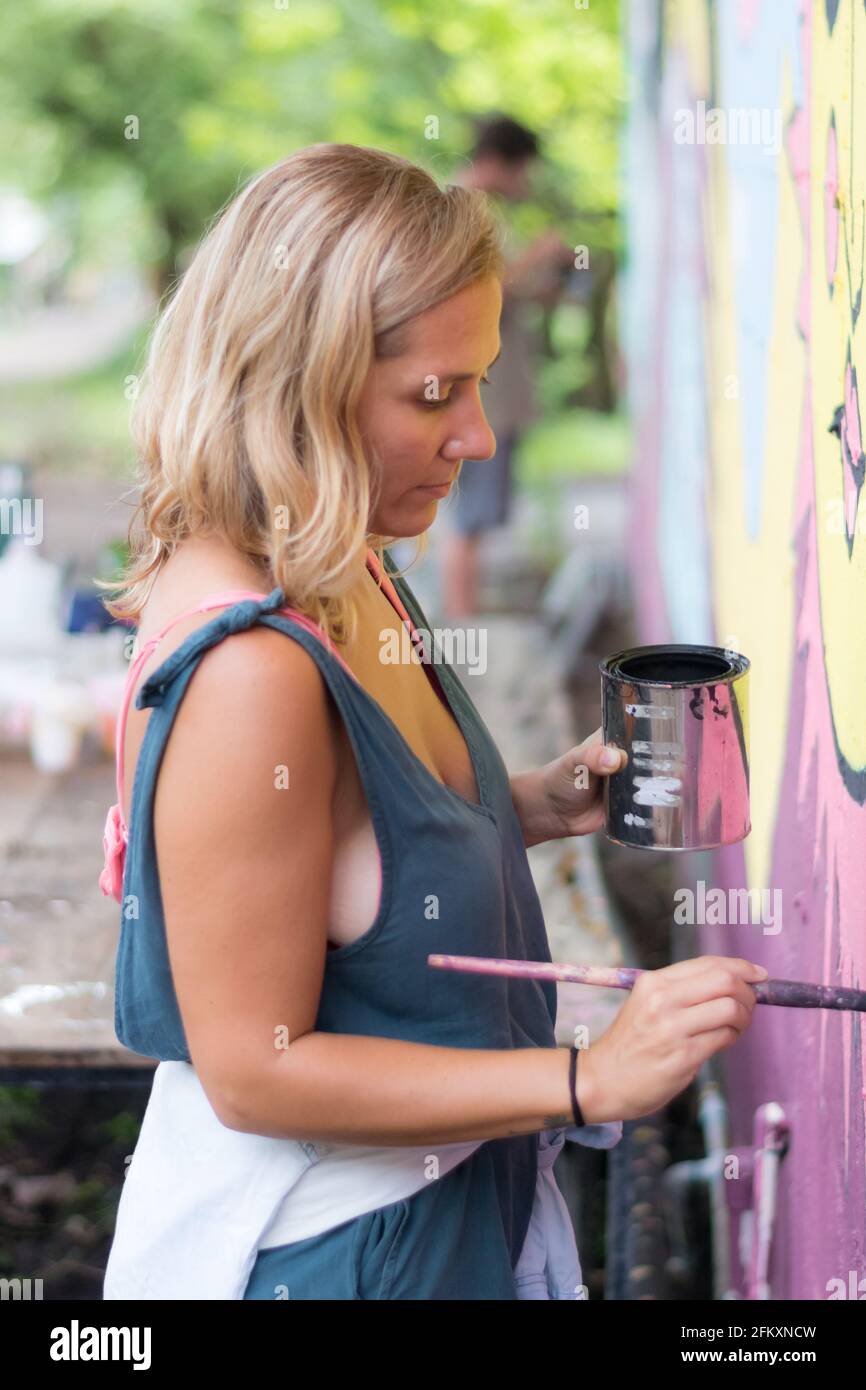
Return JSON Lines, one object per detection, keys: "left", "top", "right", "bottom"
{"left": 114, "top": 551, "right": 560, "bottom": 1299}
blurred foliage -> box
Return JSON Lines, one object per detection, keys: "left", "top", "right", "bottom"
{"left": 0, "top": 0, "right": 624, "bottom": 285}
{"left": 0, "top": 1086, "right": 44, "bottom": 1147}
{"left": 0, "top": 0, "right": 627, "bottom": 481}
{"left": 99, "top": 1109, "right": 143, "bottom": 1148}
{"left": 518, "top": 406, "right": 630, "bottom": 486}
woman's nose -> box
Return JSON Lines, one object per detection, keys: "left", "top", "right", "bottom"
{"left": 443, "top": 402, "right": 497, "bottom": 463}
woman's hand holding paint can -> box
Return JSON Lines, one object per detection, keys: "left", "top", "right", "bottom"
{"left": 575, "top": 954, "right": 768, "bottom": 1123}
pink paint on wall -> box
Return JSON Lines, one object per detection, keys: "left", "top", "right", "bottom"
{"left": 625, "top": 0, "right": 866, "bottom": 1298}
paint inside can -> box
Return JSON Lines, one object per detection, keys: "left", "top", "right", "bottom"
{"left": 614, "top": 650, "right": 733, "bottom": 685}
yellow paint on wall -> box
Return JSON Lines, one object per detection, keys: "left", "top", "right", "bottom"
{"left": 667, "top": 0, "right": 713, "bottom": 96}
{"left": 703, "top": 63, "right": 803, "bottom": 890}
{"left": 810, "top": 0, "right": 866, "bottom": 775}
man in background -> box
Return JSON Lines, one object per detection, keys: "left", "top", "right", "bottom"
{"left": 443, "top": 114, "right": 573, "bottom": 618}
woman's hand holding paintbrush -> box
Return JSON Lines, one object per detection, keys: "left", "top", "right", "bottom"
{"left": 429, "top": 954, "right": 768, "bottom": 1124}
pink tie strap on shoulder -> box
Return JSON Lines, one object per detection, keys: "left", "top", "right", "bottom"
{"left": 98, "top": 583, "right": 354, "bottom": 904}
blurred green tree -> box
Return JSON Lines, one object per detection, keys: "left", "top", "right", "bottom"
{"left": 0, "top": 0, "right": 623, "bottom": 296}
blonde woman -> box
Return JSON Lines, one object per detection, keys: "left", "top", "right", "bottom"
{"left": 99, "top": 144, "right": 766, "bottom": 1300}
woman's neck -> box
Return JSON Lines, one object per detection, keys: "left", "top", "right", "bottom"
{"left": 138, "top": 534, "right": 274, "bottom": 637}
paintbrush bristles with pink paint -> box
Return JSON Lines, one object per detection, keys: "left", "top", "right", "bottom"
{"left": 426, "top": 954, "right": 866, "bottom": 1012}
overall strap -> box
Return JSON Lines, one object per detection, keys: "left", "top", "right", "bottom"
{"left": 101, "top": 549, "right": 441, "bottom": 912}
{"left": 134, "top": 583, "right": 381, "bottom": 723}
{"left": 113, "top": 549, "right": 427, "bottom": 821}
{"left": 113, "top": 591, "right": 269, "bottom": 823}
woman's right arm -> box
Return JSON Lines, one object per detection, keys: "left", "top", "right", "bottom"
{"left": 153, "top": 627, "right": 764, "bottom": 1145}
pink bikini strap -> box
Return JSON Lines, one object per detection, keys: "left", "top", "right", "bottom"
{"left": 366, "top": 549, "right": 450, "bottom": 711}
{"left": 366, "top": 548, "right": 415, "bottom": 628}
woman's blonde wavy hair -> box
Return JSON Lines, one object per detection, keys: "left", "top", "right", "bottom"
{"left": 103, "top": 142, "right": 506, "bottom": 645}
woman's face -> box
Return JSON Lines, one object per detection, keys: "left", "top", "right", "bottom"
{"left": 358, "top": 273, "right": 502, "bottom": 537}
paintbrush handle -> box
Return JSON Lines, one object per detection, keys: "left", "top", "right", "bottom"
{"left": 427, "top": 954, "right": 643, "bottom": 990}
{"left": 426, "top": 955, "right": 866, "bottom": 1013}
{"left": 754, "top": 979, "right": 866, "bottom": 1011}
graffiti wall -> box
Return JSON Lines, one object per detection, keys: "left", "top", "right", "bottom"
{"left": 624, "top": 0, "right": 866, "bottom": 1298}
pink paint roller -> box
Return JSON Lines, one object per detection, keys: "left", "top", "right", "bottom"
{"left": 427, "top": 954, "right": 866, "bottom": 1012}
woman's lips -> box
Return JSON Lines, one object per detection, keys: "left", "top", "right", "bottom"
{"left": 417, "top": 479, "right": 454, "bottom": 497}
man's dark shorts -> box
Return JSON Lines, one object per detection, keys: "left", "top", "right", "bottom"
{"left": 449, "top": 432, "right": 517, "bottom": 537}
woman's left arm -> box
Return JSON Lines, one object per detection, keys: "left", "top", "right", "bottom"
{"left": 509, "top": 727, "right": 628, "bottom": 848}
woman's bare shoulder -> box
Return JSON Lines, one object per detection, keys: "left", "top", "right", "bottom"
{"left": 143, "top": 537, "right": 340, "bottom": 800}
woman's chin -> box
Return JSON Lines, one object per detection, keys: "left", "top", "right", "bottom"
{"left": 369, "top": 495, "right": 441, "bottom": 538}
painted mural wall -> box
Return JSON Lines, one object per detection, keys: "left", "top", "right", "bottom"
{"left": 623, "top": 0, "right": 865, "bottom": 1298}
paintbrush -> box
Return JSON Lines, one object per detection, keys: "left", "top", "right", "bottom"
{"left": 427, "top": 954, "right": 866, "bottom": 1012}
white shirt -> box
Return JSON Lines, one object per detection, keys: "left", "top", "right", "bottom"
{"left": 258, "top": 1135, "right": 482, "bottom": 1248}
{"left": 104, "top": 1060, "right": 622, "bottom": 1300}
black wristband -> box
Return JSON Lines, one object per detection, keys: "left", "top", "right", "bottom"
{"left": 569, "top": 1044, "right": 586, "bottom": 1127}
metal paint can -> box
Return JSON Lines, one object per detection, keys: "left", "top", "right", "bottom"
{"left": 599, "top": 644, "right": 750, "bottom": 851}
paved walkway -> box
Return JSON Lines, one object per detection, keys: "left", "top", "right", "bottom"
{"left": 0, "top": 755, "right": 135, "bottom": 1069}
{"left": 0, "top": 273, "right": 154, "bottom": 383}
